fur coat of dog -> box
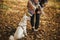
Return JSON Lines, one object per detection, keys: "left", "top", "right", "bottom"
{"left": 9, "top": 14, "right": 29, "bottom": 40}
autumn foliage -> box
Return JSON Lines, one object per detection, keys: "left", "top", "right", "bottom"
{"left": 0, "top": 0, "right": 60, "bottom": 40}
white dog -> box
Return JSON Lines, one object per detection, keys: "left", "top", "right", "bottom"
{"left": 9, "top": 14, "right": 29, "bottom": 40}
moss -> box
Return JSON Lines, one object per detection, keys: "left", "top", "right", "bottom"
{"left": 0, "top": 4, "right": 9, "bottom": 10}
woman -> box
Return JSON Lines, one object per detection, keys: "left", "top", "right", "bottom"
{"left": 28, "top": 0, "right": 41, "bottom": 31}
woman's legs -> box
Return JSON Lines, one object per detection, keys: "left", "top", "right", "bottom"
{"left": 35, "top": 14, "right": 40, "bottom": 29}
{"left": 30, "top": 13, "right": 40, "bottom": 31}
{"left": 30, "top": 14, "right": 34, "bottom": 28}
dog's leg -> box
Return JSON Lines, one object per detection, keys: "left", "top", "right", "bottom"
{"left": 23, "top": 26, "right": 27, "bottom": 36}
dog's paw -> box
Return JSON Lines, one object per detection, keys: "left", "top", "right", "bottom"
{"left": 9, "top": 35, "right": 14, "bottom": 40}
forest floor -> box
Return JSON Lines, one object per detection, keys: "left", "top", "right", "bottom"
{"left": 0, "top": 1, "right": 60, "bottom": 40}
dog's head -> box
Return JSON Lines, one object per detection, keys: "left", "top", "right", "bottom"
{"left": 23, "top": 14, "right": 28, "bottom": 20}
{"left": 19, "top": 14, "right": 29, "bottom": 26}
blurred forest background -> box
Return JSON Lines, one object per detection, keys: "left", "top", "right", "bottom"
{"left": 0, "top": 0, "right": 60, "bottom": 40}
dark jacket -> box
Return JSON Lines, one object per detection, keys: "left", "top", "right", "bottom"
{"left": 39, "top": 0, "right": 48, "bottom": 7}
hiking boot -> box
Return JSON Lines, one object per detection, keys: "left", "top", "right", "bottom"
{"left": 34, "top": 29, "right": 39, "bottom": 31}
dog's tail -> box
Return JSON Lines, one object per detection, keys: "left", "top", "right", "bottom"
{"left": 9, "top": 35, "right": 15, "bottom": 40}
